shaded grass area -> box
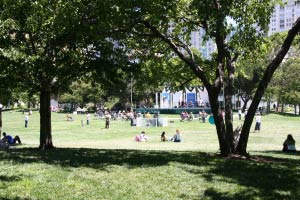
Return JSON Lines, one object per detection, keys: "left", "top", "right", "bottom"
{"left": 1, "top": 148, "right": 300, "bottom": 200}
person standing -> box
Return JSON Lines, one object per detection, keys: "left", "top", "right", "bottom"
{"left": 201, "top": 110, "right": 207, "bottom": 123}
{"left": 254, "top": 113, "right": 261, "bottom": 132}
{"left": 105, "top": 111, "right": 111, "bottom": 129}
{"left": 24, "top": 113, "right": 29, "bottom": 128}
{"left": 86, "top": 113, "right": 90, "bottom": 125}
{"left": 238, "top": 108, "right": 242, "bottom": 120}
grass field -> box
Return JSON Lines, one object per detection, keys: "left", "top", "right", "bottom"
{"left": 0, "top": 111, "right": 300, "bottom": 200}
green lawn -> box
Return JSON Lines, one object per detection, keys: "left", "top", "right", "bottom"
{"left": 0, "top": 111, "right": 300, "bottom": 200}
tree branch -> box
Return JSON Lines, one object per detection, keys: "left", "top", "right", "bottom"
{"left": 138, "top": 20, "right": 212, "bottom": 91}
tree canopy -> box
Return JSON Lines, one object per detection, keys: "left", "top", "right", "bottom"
{"left": 112, "top": 0, "right": 300, "bottom": 155}
{"left": 0, "top": 0, "right": 128, "bottom": 148}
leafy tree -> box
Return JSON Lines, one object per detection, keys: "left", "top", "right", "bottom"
{"left": 234, "top": 71, "right": 260, "bottom": 112}
{"left": 234, "top": 34, "right": 284, "bottom": 113}
{"left": 132, "top": 55, "right": 201, "bottom": 107}
{"left": 0, "top": 1, "right": 122, "bottom": 148}
{"left": 271, "top": 57, "right": 300, "bottom": 115}
{"left": 115, "top": 0, "right": 300, "bottom": 155}
{"left": 59, "top": 80, "right": 106, "bottom": 111}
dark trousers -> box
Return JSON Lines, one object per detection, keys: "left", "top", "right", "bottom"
{"left": 105, "top": 120, "right": 110, "bottom": 128}
{"left": 25, "top": 120, "right": 28, "bottom": 128}
{"left": 255, "top": 122, "right": 261, "bottom": 131}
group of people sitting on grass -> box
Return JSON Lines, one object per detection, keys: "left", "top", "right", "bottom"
{"left": 134, "top": 130, "right": 298, "bottom": 152}
{"left": 0, "top": 132, "right": 22, "bottom": 149}
{"left": 161, "top": 129, "right": 182, "bottom": 142}
{"left": 0, "top": 127, "right": 297, "bottom": 153}
{"left": 180, "top": 111, "right": 194, "bottom": 122}
{"left": 135, "top": 129, "right": 182, "bottom": 142}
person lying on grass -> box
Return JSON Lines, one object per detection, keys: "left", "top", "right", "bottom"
{"left": 2, "top": 132, "right": 22, "bottom": 146}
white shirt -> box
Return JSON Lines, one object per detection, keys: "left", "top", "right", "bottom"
{"left": 256, "top": 115, "right": 261, "bottom": 123}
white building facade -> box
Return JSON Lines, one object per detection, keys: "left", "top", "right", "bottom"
{"left": 268, "top": 0, "right": 300, "bottom": 36}
{"left": 159, "top": 87, "right": 209, "bottom": 109}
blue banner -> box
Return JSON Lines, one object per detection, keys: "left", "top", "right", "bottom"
{"left": 186, "top": 93, "right": 196, "bottom": 105}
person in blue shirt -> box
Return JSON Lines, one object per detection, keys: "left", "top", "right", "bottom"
{"left": 2, "top": 132, "right": 22, "bottom": 145}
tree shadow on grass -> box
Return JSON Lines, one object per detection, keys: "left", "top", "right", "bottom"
{"left": 0, "top": 148, "right": 299, "bottom": 199}
{"left": 0, "top": 197, "right": 32, "bottom": 200}
{"left": 253, "top": 150, "right": 300, "bottom": 157}
{"left": 198, "top": 151, "right": 300, "bottom": 200}
{"left": 0, "top": 148, "right": 213, "bottom": 170}
{"left": 0, "top": 175, "right": 21, "bottom": 182}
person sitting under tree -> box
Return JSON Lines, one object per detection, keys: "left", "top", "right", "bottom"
{"left": 282, "top": 134, "right": 296, "bottom": 152}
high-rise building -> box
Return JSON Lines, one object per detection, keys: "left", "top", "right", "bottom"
{"left": 190, "top": 29, "right": 216, "bottom": 59}
{"left": 268, "top": 0, "right": 300, "bottom": 36}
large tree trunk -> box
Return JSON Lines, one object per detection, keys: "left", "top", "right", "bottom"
{"left": 39, "top": 87, "right": 54, "bottom": 149}
{"left": 267, "top": 100, "right": 271, "bottom": 114}
{"left": 208, "top": 91, "right": 230, "bottom": 156}
{"left": 236, "top": 17, "right": 300, "bottom": 155}
{"left": 0, "top": 106, "right": 2, "bottom": 135}
{"left": 281, "top": 103, "right": 285, "bottom": 113}
{"left": 276, "top": 99, "right": 279, "bottom": 112}
{"left": 71, "top": 102, "right": 75, "bottom": 112}
{"left": 224, "top": 81, "right": 234, "bottom": 153}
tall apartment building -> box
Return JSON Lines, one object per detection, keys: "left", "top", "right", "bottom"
{"left": 268, "top": 0, "right": 300, "bottom": 36}
{"left": 190, "top": 29, "right": 216, "bottom": 59}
